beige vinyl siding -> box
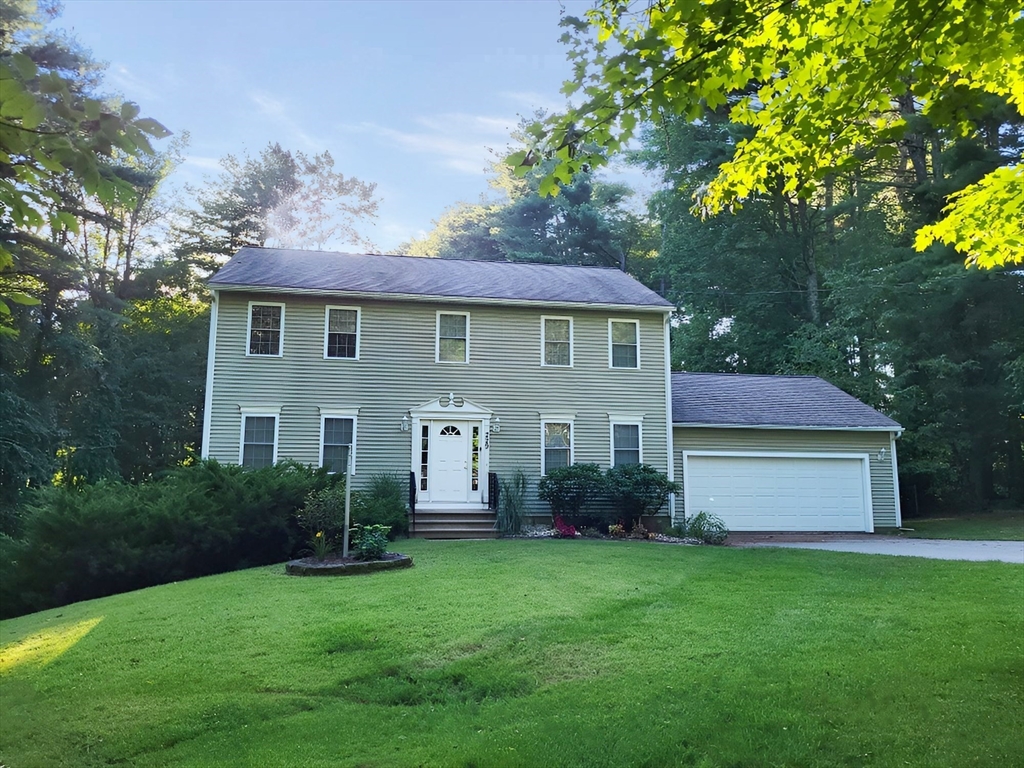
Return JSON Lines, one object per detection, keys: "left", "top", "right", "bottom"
{"left": 672, "top": 427, "right": 899, "bottom": 529}
{"left": 208, "top": 292, "right": 670, "bottom": 514}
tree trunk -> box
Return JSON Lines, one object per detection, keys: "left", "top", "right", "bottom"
{"left": 896, "top": 92, "right": 928, "bottom": 185}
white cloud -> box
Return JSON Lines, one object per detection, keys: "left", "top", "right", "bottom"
{"left": 106, "top": 64, "right": 158, "bottom": 102}
{"left": 248, "top": 90, "right": 325, "bottom": 151}
{"left": 499, "top": 90, "right": 566, "bottom": 115}
{"left": 183, "top": 155, "right": 222, "bottom": 171}
{"left": 341, "top": 112, "right": 519, "bottom": 176}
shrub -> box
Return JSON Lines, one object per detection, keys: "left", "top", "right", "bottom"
{"left": 1, "top": 460, "right": 335, "bottom": 619}
{"left": 553, "top": 515, "right": 578, "bottom": 538}
{"left": 605, "top": 464, "right": 680, "bottom": 525}
{"left": 297, "top": 484, "right": 348, "bottom": 559}
{"left": 350, "top": 523, "right": 390, "bottom": 560}
{"left": 607, "top": 522, "right": 627, "bottom": 538}
{"left": 537, "top": 463, "right": 605, "bottom": 520}
{"left": 352, "top": 473, "right": 408, "bottom": 538}
{"left": 496, "top": 469, "right": 528, "bottom": 535}
{"left": 629, "top": 520, "right": 649, "bottom": 539}
{"left": 687, "top": 511, "right": 729, "bottom": 545}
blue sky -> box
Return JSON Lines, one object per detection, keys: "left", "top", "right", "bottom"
{"left": 55, "top": 0, "right": 649, "bottom": 251}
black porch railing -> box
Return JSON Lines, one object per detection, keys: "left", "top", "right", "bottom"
{"left": 488, "top": 472, "right": 499, "bottom": 510}
{"left": 408, "top": 471, "right": 416, "bottom": 533}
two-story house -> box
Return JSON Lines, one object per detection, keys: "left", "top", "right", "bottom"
{"left": 203, "top": 247, "right": 903, "bottom": 536}
{"left": 202, "top": 247, "right": 674, "bottom": 536}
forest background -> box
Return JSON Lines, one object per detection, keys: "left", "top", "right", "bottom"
{"left": 2, "top": 0, "right": 1021, "bottom": 534}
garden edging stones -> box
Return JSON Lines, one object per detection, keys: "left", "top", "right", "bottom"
{"left": 285, "top": 553, "right": 413, "bottom": 576}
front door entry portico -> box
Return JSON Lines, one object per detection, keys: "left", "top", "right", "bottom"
{"left": 410, "top": 395, "right": 492, "bottom": 508}
{"left": 430, "top": 422, "right": 470, "bottom": 502}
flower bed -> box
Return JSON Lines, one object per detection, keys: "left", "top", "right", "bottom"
{"left": 285, "top": 552, "right": 413, "bottom": 576}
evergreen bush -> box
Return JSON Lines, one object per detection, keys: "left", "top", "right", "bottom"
{"left": 1, "top": 460, "right": 335, "bottom": 619}
{"left": 352, "top": 473, "right": 408, "bottom": 538}
{"left": 537, "top": 463, "right": 605, "bottom": 520}
{"left": 605, "top": 463, "right": 680, "bottom": 525}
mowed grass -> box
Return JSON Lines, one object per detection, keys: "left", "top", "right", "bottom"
{"left": 897, "top": 509, "right": 1024, "bottom": 541}
{"left": 1, "top": 540, "right": 1021, "bottom": 768}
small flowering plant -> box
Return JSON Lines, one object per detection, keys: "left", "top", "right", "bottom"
{"left": 553, "top": 515, "right": 578, "bottom": 538}
{"left": 310, "top": 530, "right": 332, "bottom": 561}
{"left": 297, "top": 485, "right": 346, "bottom": 561}
{"left": 607, "top": 522, "right": 627, "bottom": 538}
{"left": 350, "top": 523, "right": 391, "bottom": 560}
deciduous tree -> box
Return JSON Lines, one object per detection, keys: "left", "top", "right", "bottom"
{"left": 519, "top": 0, "right": 1023, "bottom": 268}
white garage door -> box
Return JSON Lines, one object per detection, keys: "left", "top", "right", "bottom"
{"left": 684, "top": 453, "right": 872, "bottom": 532}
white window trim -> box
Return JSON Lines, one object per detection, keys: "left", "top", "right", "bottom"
{"left": 540, "top": 315, "right": 574, "bottom": 367}
{"left": 540, "top": 414, "right": 575, "bottom": 475}
{"left": 200, "top": 290, "right": 219, "bottom": 458}
{"left": 608, "top": 318, "right": 641, "bottom": 369}
{"left": 245, "top": 300, "right": 286, "bottom": 358}
{"left": 609, "top": 418, "right": 644, "bottom": 467}
{"left": 323, "top": 305, "right": 361, "bottom": 361}
{"left": 319, "top": 409, "right": 359, "bottom": 475}
{"left": 436, "top": 310, "right": 470, "bottom": 364}
{"left": 238, "top": 405, "right": 281, "bottom": 466}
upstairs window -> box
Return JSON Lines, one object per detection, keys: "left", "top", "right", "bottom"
{"left": 325, "top": 306, "right": 360, "bottom": 359}
{"left": 609, "top": 319, "right": 639, "bottom": 369}
{"left": 321, "top": 416, "right": 354, "bottom": 473}
{"left": 437, "top": 312, "right": 469, "bottom": 363}
{"left": 543, "top": 421, "right": 572, "bottom": 474}
{"left": 248, "top": 302, "right": 284, "bottom": 356}
{"left": 612, "top": 423, "right": 641, "bottom": 466}
{"left": 542, "top": 316, "right": 573, "bottom": 367}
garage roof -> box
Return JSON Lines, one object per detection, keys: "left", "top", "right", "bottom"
{"left": 209, "top": 247, "right": 673, "bottom": 310}
{"left": 672, "top": 372, "right": 902, "bottom": 430}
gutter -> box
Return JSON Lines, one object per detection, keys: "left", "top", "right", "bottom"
{"left": 672, "top": 422, "right": 904, "bottom": 433}
{"left": 208, "top": 283, "right": 673, "bottom": 314}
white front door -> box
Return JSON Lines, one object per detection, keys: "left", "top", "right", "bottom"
{"left": 430, "top": 422, "right": 470, "bottom": 502}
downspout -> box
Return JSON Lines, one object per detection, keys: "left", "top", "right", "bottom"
{"left": 891, "top": 429, "right": 904, "bottom": 528}
{"left": 663, "top": 310, "right": 676, "bottom": 523}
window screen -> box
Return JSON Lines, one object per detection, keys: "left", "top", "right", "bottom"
{"left": 438, "top": 313, "right": 468, "bottom": 362}
{"left": 322, "top": 417, "right": 353, "bottom": 473}
{"left": 544, "top": 318, "right": 571, "bottom": 366}
{"left": 242, "top": 416, "right": 276, "bottom": 468}
{"left": 610, "top": 321, "right": 638, "bottom": 368}
{"left": 249, "top": 305, "right": 282, "bottom": 355}
{"left": 326, "top": 308, "right": 358, "bottom": 358}
{"left": 613, "top": 423, "right": 641, "bottom": 466}
{"left": 544, "top": 422, "right": 571, "bottom": 473}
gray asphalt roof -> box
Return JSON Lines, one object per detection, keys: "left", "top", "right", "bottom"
{"left": 209, "top": 247, "right": 673, "bottom": 309}
{"left": 672, "top": 372, "right": 902, "bottom": 430}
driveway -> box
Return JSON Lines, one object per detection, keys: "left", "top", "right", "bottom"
{"left": 729, "top": 534, "right": 1024, "bottom": 563}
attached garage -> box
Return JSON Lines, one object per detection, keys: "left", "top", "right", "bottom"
{"left": 683, "top": 452, "right": 872, "bottom": 532}
{"left": 672, "top": 373, "right": 903, "bottom": 533}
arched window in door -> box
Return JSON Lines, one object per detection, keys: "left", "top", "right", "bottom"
{"left": 439, "top": 425, "right": 461, "bottom": 436}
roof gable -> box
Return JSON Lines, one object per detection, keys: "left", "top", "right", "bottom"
{"left": 672, "top": 372, "right": 901, "bottom": 430}
{"left": 209, "top": 247, "right": 673, "bottom": 310}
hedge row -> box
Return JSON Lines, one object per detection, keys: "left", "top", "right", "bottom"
{"left": 0, "top": 460, "right": 338, "bottom": 619}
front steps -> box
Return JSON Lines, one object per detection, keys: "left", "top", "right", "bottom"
{"left": 410, "top": 509, "right": 498, "bottom": 539}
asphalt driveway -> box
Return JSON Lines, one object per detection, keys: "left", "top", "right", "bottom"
{"left": 729, "top": 534, "right": 1024, "bottom": 563}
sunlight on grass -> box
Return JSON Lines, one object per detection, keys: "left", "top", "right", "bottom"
{"left": 0, "top": 541, "right": 1020, "bottom": 767}
{"left": 0, "top": 616, "right": 103, "bottom": 674}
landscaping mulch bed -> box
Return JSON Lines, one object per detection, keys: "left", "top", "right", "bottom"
{"left": 511, "top": 525, "right": 699, "bottom": 545}
{"left": 285, "top": 552, "right": 413, "bottom": 576}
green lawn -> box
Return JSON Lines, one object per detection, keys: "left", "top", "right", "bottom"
{"left": 1, "top": 540, "right": 1022, "bottom": 768}
{"left": 897, "top": 509, "right": 1024, "bottom": 541}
